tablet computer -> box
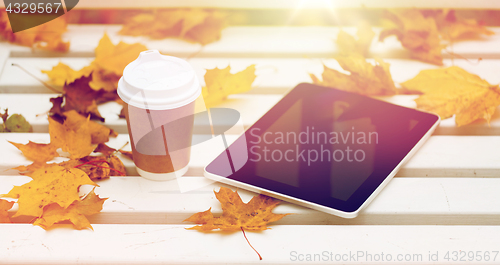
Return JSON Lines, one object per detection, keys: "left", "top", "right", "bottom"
{"left": 204, "top": 83, "right": 440, "bottom": 218}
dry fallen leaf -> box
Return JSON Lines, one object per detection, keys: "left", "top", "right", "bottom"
{"left": 9, "top": 141, "right": 58, "bottom": 163}
{"left": 185, "top": 187, "right": 289, "bottom": 231}
{"left": 2, "top": 166, "right": 96, "bottom": 218}
{"left": 337, "top": 21, "right": 375, "bottom": 56}
{"left": 62, "top": 110, "right": 117, "bottom": 145}
{"left": 42, "top": 62, "right": 93, "bottom": 87}
{"left": 0, "top": 199, "right": 14, "bottom": 223}
{"left": 310, "top": 53, "right": 397, "bottom": 96}
{"left": 15, "top": 153, "right": 126, "bottom": 180}
{"left": 426, "top": 9, "right": 494, "bottom": 41}
{"left": 49, "top": 116, "right": 95, "bottom": 159}
{"left": 379, "top": 9, "right": 444, "bottom": 65}
{"left": 9, "top": 115, "right": 95, "bottom": 162}
{"left": 202, "top": 65, "right": 256, "bottom": 108}
{"left": 43, "top": 33, "right": 147, "bottom": 94}
{"left": 0, "top": 11, "right": 69, "bottom": 52}
{"left": 34, "top": 189, "right": 107, "bottom": 230}
{"left": 120, "top": 9, "right": 227, "bottom": 45}
{"left": 401, "top": 66, "right": 500, "bottom": 126}
{"left": 93, "top": 33, "right": 148, "bottom": 77}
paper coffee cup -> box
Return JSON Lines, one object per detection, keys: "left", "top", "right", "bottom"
{"left": 117, "top": 50, "right": 201, "bottom": 181}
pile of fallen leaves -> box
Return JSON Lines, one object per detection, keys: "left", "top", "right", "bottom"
{"left": 0, "top": 109, "right": 32, "bottom": 133}
{"left": 311, "top": 11, "right": 498, "bottom": 126}
{"left": 43, "top": 33, "right": 147, "bottom": 121}
{"left": 379, "top": 9, "right": 493, "bottom": 65}
{"left": 0, "top": 11, "right": 69, "bottom": 52}
{"left": 1, "top": 110, "right": 129, "bottom": 229}
{"left": 120, "top": 9, "right": 227, "bottom": 45}
{"left": 42, "top": 33, "right": 257, "bottom": 114}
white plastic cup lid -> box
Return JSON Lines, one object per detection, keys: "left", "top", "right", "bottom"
{"left": 118, "top": 50, "right": 201, "bottom": 110}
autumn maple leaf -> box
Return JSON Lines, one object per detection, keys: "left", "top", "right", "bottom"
{"left": 401, "top": 66, "right": 500, "bottom": 126}
{"left": 425, "top": 9, "right": 494, "bottom": 41}
{"left": 120, "top": 9, "right": 227, "bottom": 45}
{"left": 0, "top": 11, "right": 69, "bottom": 52}
{"left": 379, "top": 9, "right": 444, "bottom": 65}
{"left": 43, "top": 33, "right": 147, "bottom": 94}
{"left": 2, "top": 166, "right": 97, "bottom": 218}
{"left": 202, "top": 65, "right": 257, "bottom": 108}
{"left": 34, "top": 189, "right": 107, "bottom": 230}
{"left": 185, "top": 187, "right": 289, "bottom": 231}
{"left": 9, "top": 114, "right": 98, "bottom": 163}
{"left": 0, "top": 199, "right": 14, "bottom": 223}
{"left": 310, "top": 53, "right": 397, "bottom": 96}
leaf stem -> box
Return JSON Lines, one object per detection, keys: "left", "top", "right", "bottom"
{"left": 241, "top": 227, "right": 262, "bottom": 260}
{"left": 11, "top": 63, "right": 63, "bottom": 93}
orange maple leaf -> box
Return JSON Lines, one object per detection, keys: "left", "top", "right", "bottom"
{"left": 0, "top": 11, "right": 69, "bottom": 52}
{"left": 401, "top": 66, "right": 500, "bottom": 126}
{"left": 34, "top": 189, "right": 107, "bottom": 230}
{"left": 310, "top": 53, "right": 397, "bottom": 96}
{"left": 1, "top": 166, "right": 96, "bottom": 218}
{"left": 379, "top": 9, "right": 444, "bottom": 65}
{"left": 426, "top": 9, "right": 494, "bottom": 41}
{"left": 120, "top": 9, "right": 227, "bottom": 45}
{"left": 185, "top": 187, "right": 289, "bottom": 231}
{"left": 201, "top": 65, "right": 257, "bottom": 108}
{"left": 9, "top": 114, "right": 96, "bottom": 162}
{"left": 0, "top": 199, "right": 14, "bottom": 223}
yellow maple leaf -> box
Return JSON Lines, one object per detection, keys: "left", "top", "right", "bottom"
{"left": 62, "top": 110, "right": 116, "bottom": 145}
{"left": 34, "top": 189, "right": 107, "bottom": 230}
{"left": 0, "top": 11, "right": 69, "bottom": 52}
{"left": 429, "top": 9, "right": 494, "bottom": 41}
{"left": 337, "top": 21, "right": 375, "bottom": 56}
{"left": 49, "top": 116, "right": 95, "bottom": 159}
{"left": 0, "top": 199, "right": 14, "bottom": 223}
{"left": 185, "top": 187, "right": 289, "bottom": 231}
{"left": 202, "top": 65, "right": 256, "bottom": 108}
{"left": 10, "top": 116, "right": 95, "bottom": 162}
{"left": 42, "top": 63, "right": 93, "bottom": 87}
{"left": 401, "top": 66, "right": 500, "bottom": 126}
{"left": 93, "top": 33, "right": 148, "bottom": 77}
{"left": 2, "top": 166, "right": 96, "bottom": 218}
{"left": 42, "top": 34, "right": 147, "bottom": 92}
{"left": 119, "top": 9, "right": 227, "bottom": 45}
{"left": 379, "top": 9, "right": 444, "bottom": 65}
{"left": 310, "top": 53, "right": 397, "bottom": 96}
{"left": 8, "top": 141, "right": 58, "bottom": 163}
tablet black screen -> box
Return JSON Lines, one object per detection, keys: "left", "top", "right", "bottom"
{"left": 206, "top": 83, "right": 439, "bottom": 213}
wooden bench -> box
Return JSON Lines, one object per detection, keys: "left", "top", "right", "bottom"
{"left": 1, "top": 2, "right": 500, "bottom": 264}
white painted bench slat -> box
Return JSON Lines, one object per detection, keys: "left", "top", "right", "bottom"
{"left": 2, "top": 176, "right": 499, "bottom": 225}
{"left": 1, "top": 224, "right": 499, "bottom": 264}
{"left": 1, "top": 93, "right": 500, "bottom": 135}
{"left": 1, "top": 134, "right": 500, "bottom": 178}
